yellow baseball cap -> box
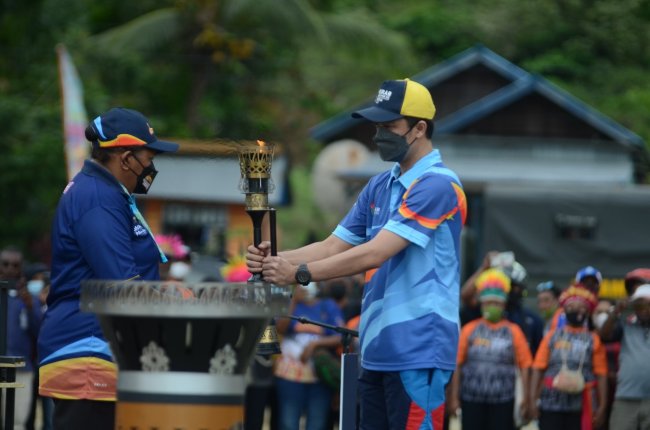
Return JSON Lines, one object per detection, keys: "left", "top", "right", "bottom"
{"left": 352, "top": 79, "right": 436, "bottom": 122}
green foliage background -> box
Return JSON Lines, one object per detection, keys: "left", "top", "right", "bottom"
{"left": 1, "top": 0, "right": 649, "bottom": 257}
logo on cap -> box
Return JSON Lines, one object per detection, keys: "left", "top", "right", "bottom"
{"left": 375, "top": 89, "right": 392, "bottom": 104}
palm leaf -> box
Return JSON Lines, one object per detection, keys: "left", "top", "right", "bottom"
{"left": 221, "top": 0, "right": 329, "bottom": 43}
{"left": 90, "top": 8, "right": 180, "bottom": 55}
{"left": 320, "top": 11, "right": 409, "bottom": 56}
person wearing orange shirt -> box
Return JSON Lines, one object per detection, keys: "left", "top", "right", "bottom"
{"left": 448, "top": 268, "right": 532, "bottom": 430}
{"left": 530, "top": 285, "right": 607, "bottom": 430}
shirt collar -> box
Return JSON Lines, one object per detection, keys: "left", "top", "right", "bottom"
{"left": 388, "top": 149, "right": 442, "bottom": 189}
{"left": 82, "top": 159, "right": 127, "bottom": 195}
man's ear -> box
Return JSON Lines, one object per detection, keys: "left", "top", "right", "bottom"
{"left": 415, "top": 120, "right": 426, "bottom": 138}
{"left": 120, "top": 150, "right": 133, "bottom": 169}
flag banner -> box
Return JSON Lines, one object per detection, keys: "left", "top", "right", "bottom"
{"left": 56, "top": 44, "right": 89, "bottom": 180}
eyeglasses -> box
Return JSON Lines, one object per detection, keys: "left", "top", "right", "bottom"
{"left": 536, "top": 281, "right": 555, "bottom": 293}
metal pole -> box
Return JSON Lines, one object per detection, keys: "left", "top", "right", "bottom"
{"left": 339, "top": 353, "right": 359, "bottom": 430}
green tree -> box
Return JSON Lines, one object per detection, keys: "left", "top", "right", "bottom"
{"left": 82, "top": 0, "right": 414, "bottom": 161}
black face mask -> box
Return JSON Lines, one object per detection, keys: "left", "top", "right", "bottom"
{"left": 565, "top": 310, "right": 587, "bottom": 327}
{"left": 128, "top": 154, "right": 158, "bottom": 194}
{"left": 372, "top": 125, "right": 416, "bottom": 162}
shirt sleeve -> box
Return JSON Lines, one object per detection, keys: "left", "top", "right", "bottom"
{"left": 383, "top": 174, "right": 466, "bottom": 248}
{"left": 333, "top": 180, "right": 371, "bottom": 246}
{"left": 591, "top": 333, "right": 608, "bottom": 376}
{"left": 73, "top": 205, "right": 139, "bottom": 280}
{"left": 532, "top": 330, "right": 554, "bottom": 370}
{"left": 510, "top": 323, "right": 533, "bottom": 368}
{"left": 456, "top": 320, "right": 477, "bottom": 366}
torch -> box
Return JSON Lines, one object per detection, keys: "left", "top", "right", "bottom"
{"left": 238, "top": 140, "right": 281, "bottom": 355}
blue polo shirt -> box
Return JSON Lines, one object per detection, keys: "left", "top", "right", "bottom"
{"left": 38, "top": 159, "right": 161, "bottom": 399}
{"left": 333, "top": 150, "right": 466, "bottom": 371}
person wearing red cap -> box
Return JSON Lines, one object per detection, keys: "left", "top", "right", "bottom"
{"left": 448, "top": 269, "right": 532, "bottom": 430}
{"left": 531, "top": 285, "right": 607, "bottom": 430}
{"left": 37, "top": 108, "right": 179, "bottom": 430}
{"left": 623, "top": 268, "right": 650, "bottom": 297}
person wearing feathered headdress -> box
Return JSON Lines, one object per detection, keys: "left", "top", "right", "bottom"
{"left": 449, "top": 268, "right": 533, "bottom": 430}
{"left": 531, "top": 284, "right": 607, "bottom": 430}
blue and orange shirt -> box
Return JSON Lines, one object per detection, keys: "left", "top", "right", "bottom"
{"left": 334, "top": 150, "right": 466, "bottom": 371}
{"left": 38, "top": 159, "right": 162, "bottom": 400}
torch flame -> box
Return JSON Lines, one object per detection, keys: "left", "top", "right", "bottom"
{"left": 257, "top": 140, "right": 266, "bottom": 147}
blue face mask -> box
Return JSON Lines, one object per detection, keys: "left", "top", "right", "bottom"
{"left": 27, "top": 279, "right": 44, "bottom": 295}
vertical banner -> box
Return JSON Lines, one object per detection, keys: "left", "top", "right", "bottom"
{"left": 56, "top": 44, "right": 89, "bottom": 181}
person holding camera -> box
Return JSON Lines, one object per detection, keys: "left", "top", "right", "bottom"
{"left": 599, "top": 284, "right": 650, "bottom": 430}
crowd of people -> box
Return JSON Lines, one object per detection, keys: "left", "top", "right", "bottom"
{"left": 451, "top": 252, "right": 650, "bottom": 430}
{"left": 235, "top": 256, "right": 650, "bottom": 430}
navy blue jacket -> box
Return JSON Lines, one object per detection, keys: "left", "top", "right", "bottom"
{"left": 38, "top": 160, "right": 161, "bottom": 364}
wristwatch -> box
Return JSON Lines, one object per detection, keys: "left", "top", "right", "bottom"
{"left": 295, "top": 263, "right": 312, "bottom": 286}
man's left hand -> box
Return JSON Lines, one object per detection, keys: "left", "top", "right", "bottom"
{"left": 262, "top": 256, "right": 297, "bottom": 285}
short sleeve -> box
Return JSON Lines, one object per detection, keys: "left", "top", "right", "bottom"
{"left": 456, "top": 320, "right": 478, "bottom": 366}
{"left": 532, "top": 330, "right": 554, "bottom": 370}
{"left": 383, "top": 174, "right": 466, "bottom": 248}
{"left": 334, "top": 180, "right": 372, "bottom": 245}
{"left": 510, "top": 323, "right": 533, "bottom": 368}
{"left": 73, "top": 205, "right": 139, "bottom": 280}
{"left": 591, "top": 333, "right": 608, "bottom": 376}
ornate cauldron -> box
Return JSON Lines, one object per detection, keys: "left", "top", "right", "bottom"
{"left": 81, "top": 280, "right": 290, "bottom": 430}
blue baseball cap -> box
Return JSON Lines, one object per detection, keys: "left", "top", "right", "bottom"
{"left": 352, "top": 79, "right": 436, "bottom": 123}
{"left": 575, "top": 266, "right": 602, "bottom": 284}
{"left": 88, "top": 108, "right": 179, "bottom": 153}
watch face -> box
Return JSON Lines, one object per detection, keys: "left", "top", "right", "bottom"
{"left": 296, "top": 266, "right": 311, "bottom": 285}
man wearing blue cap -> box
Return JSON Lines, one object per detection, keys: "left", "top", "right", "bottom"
{"left": 248, "top": 79, "right": 466, "bottom": 429}
{"left": 575, "top": 266, "right": 603, "bottom": 297}
{"left": 37, "top": 108, "right": 178, "bottom": 430}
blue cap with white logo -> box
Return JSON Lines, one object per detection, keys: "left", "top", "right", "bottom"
{"left": 575, "top": 266, "right": 602, "bottom": 284}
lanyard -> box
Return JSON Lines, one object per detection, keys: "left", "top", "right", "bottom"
{"left": 120, "top": 184, "right": 168, "bottom": 263}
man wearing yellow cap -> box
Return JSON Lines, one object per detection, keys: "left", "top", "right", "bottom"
{"left": 248, "top": 79, "right": 466, "bottom": 429}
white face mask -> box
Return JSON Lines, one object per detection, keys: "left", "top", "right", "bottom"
{"left": 302, "top": 282, "right": 318, "bottom": 300}
{"left": 592, "top": 312, "right": 609, "bottom": 329}
{"left": 27, "top": 279, "right": 45, "bottom": 295}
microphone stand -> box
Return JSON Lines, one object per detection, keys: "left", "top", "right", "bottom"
{"left": 284, "top": 315, "right": 360, "bottom": 430}
{"left": 285, "top": 315, "right": 358, "bottom": 353}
